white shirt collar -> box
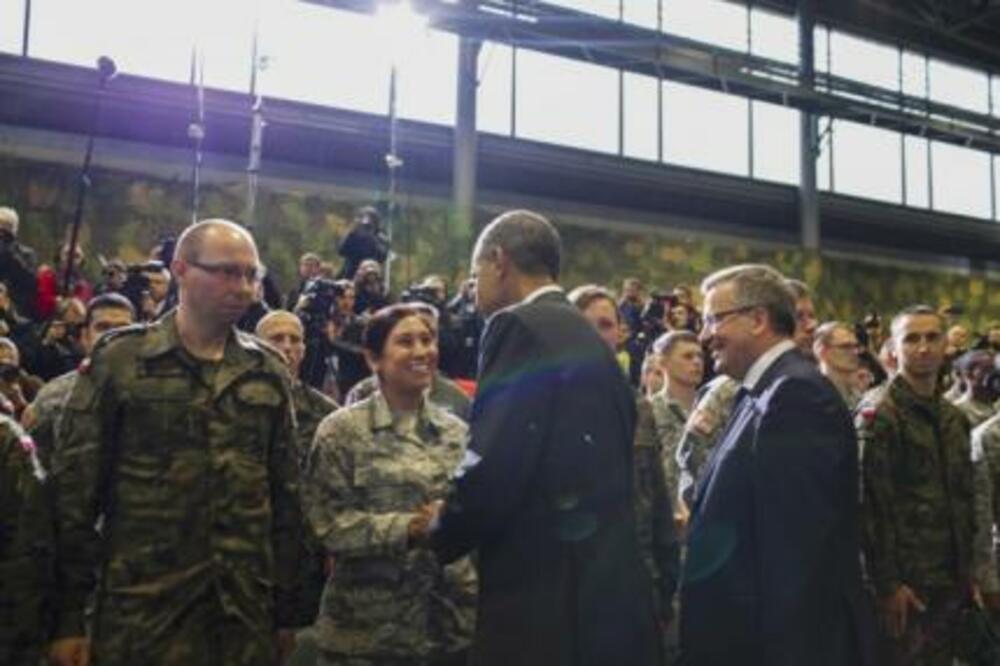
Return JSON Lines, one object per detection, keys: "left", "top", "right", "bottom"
{"left": 520, "top": 284, "right": 563, "bottom": 306}
{"left": 742, "top": 339, "right": 796, "bottom": 391}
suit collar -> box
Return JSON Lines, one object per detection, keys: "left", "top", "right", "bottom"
{"left": 742, "top": 339, "right": 796, "bottom": 394}
{"left": 520, "top": 284, "right": 564, "bottom": 306}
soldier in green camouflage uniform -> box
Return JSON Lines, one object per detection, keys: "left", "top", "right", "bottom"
{"left": 303, "top": 305, "right": 475, "bottom": 665}
{"left": 0, "top": 415, "right": 52, "bottom": 666}
{"left": 857, "top": 305, "right": 976, "bottom": 665}
{"left": 50, "top": 221, "right": 308, "bottom": 666}
{"left": 22, "top": 293, "right": 136, "bottom": 467}
{"left": 973, "top": 412, "right": 1000, "bottom": 619}
{"left": 675, "top": 375, "right": 739, "bottom": 510}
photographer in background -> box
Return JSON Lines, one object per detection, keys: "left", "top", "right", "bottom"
{"left": 0, "top": 336, "right": 43, "bottom": 419}
{"left": 297, "top": 278, "right": 369, "bottom": 401}
{"left": 401, "top": 275, "right": 462, "bottom": 377}
{"left": 286, "top": 252, "right": 322, "bottom": 310}
{"left": 353, "top": 259, "right": 390, "bottom": 316}
{"left": 95, "top": 258, "right": 127, "bottom": 295}
{"left": 447, "top": 277, "right": 482, "bottom": 380}
{"left": 338, "top": 205, "right": 389, "bottom": 280}
{"left": 33, "top": 296, "right": 86, "bottom": 380}
{"left": 0, "top": 207, "right": 38, "bottom": 321}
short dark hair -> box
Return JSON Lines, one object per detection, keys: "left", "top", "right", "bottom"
{"left": 85, "top": 293, "right": 136, "bottom": 327}
{"left": 701, "top": 264, "right": 796, "bottom": 337}
{"left": 475, "top": 209, "right": 562, "bottom": 280}
{"left": 890, "top": 304, "right": 944, "bottom": 338}
{"left": 652, "top": 330, "right": 699, "bottom": 356}
{"left": 363, "top": 304, "right": 435, "bottom": 358}
{"left": 567, "top": 284, "right": 618, "bottom": 319}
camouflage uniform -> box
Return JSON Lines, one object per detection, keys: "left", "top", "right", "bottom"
{"left": 649, "top": 390, "right": 687, "bottom": 502}
{"left": 303, "top": 391, "right": 476, "bottom": 665}
{"left": 675, "top": 376, "right": 739, "bottom": 510}
{"left": 954, "top": 394, "right": 996, "bottom": 429}
{"left": 857, "top": 374, "right": 975, "bottom": 665}
{"left": 51, "top": 311, "right": 308, "bottom": 665}
{"left": 972, "top": 413, "right": 1000, "bottom": 595}
{"left": 22, "top": 368, "right": 77, "bottom": 467}
{"left": 290, "top": 381, "right": 339, "bottom": 631}
{"left": 0, "top": 416, "right": 52, "bottom": 666}
{"left": 633, "top": 393, "right": 680, "bottom": 665}
{"left": 345, "top": 372, "right": 471, "bottom": 422}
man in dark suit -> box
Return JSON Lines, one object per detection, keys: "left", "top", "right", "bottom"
{"left": 680, "top": 264, "right": 869, "bottom": 666}
{"left": 422, "top": 210, "right": 660, "bottom": 666}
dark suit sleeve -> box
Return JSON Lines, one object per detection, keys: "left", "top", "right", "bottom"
{"left": 431, "top": 310, "right": 553, "bottom": 563}
{"left": 751, "top": 375, "right": 856, "bottom": 664}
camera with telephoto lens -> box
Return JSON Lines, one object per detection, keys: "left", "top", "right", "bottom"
{"left": 297, "top": 278, "right": 343, "bottom": 339}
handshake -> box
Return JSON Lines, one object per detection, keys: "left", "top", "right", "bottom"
{"left": 406, "top": 499, "right": 443, "bottom": 548}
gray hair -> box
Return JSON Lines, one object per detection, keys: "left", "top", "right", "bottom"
{"left": 474, "top": 209, "right": 562, "bottom": 280}
{"left": 0, "top": 207, "right": 19, "bottom": 234}
{"left": 701, "top": 264, "right": 796, "bottom": 336}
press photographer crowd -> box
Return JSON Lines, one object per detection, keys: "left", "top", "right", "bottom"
{"left": 3, "top": 203, "right": 1000, "bottom": 666}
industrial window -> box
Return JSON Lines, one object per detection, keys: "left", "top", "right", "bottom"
{"left": 662, "top": 0, "right": 747, "bottom": 53}
{"left": 831, "top": 121, "right": 902, "bottom": 204}
{"left": 476, "top": 42, "right": 513, "bottom": 136}
{"left": 0, "top": 0, "right": 25, "bottom": 55}
{"left": 663, "top": 81, "right": 748, "bottom": 177}
{"left": 515, "top": 50, "right": 619, "bottom": 154}
{"left": 752, "top": 101, "right": 798, "bottom": 184}
{"left": 622, "top": 72, "right": 659, "bottom": 162}
{"left": 931, "top": 142, "right": 992, "bottom": 219}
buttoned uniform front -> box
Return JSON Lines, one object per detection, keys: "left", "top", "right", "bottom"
{"left": 858, "top": 373, "right": 975, "bottom": 664}
{"left": 303, "top": 391, "right": 476, "bottom": 664}
{"left": 51, "top": 310, "right": 308, "bottom": 665}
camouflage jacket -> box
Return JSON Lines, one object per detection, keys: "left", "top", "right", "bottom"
{"left": 22, "top": 369, "right": 77, "bottom": 468}
{"left": 290, "top": 381, "right": 338, "bottom": 465}
{"left": 303, "top": 390, "right": 476, "bottom": 658}
{"left": 972, "top": 413, "right": 1000, "bottom": 592}
{"left": 0, "top": 416, "right": 53, "bottom": 665}
{"left": 50, "top": 311, "right": 308, "bottom": 643}
{"left": 954, "top": 394, "right": 996, "bottom": 430}
{"left": 856, "top": 374, "right": 975, "bottom": 597}
{"left": 633, "top": 392, "right": 680, "bottom": 620}
{"left": 675, "top": 375, "right": 739, "bottom": 509}
{"left": 345, "top": 371, "right": 472, "bottom": 422}
{"left": 649, "top": 390, "right": 688, "bottom": 501}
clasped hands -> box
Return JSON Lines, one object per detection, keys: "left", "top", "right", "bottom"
{"left": 407, "top": 499, "right": 443, "bottom": 548}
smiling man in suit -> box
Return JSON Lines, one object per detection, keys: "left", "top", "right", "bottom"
{"left": 425, "top": 209, "right": 660, "bottom": 666}
{"left": 679, "top": 264, "right": 869, "bottom": 666}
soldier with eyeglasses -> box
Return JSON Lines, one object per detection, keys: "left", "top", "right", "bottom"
{"left": 49, "top": 219, "right": 310, "bottom": 666}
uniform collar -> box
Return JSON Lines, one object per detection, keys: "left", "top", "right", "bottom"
{"left": 369, "top": 388, "right": 446, "bottom": 437}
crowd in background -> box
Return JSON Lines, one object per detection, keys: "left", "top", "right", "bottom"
{"left": 4, "top": 200, "right": 1000, "bottom": 666}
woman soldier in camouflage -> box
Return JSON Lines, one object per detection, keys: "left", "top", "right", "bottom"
{"left": 303, "top": 304, "right": 476, "bottom": 666}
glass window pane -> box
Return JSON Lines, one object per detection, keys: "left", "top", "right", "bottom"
{"left": 831, "top": 121, "right": 901, "bottom": 203}
{"left": 663, "top": 0, "right": 747, "bottom": 52}
{"left": 929, "top": 59, "right": 989, "bottom": 114}
{"left": 477, "top": 42, "right": 512, "bottom": 135}
{"left": 515, "top": 50, "right": 619, "bottom": 154}
{"left": 623, "top": 72, "right": 658, "bottom": 161}
{"left": 903, "top": 136, "right": 929, "bottom": 208}
{"left": 829, "top": 30, "right": 897, "bottom": 91}
{"left": 0, "top": 0, "right": 24, "bottom": 55}
{"left": 546, "top": 0, "right": 619, "bottom": 20}
{"left": 263, "top": 6, "right": 389, "bottom": 114}
{"left": 901, "top": 51, "right": 926, "bottom": 97}
{"left": 663, "top": 81, "right": 748, "bottom": 176}
{"left": 397, "top": 29, "right": 456, "bottom": 126}
{"left": 992, "top": 75, "right": 1000, "bottom": 117}
{"left": 624, "top": 0, "right": 659, "bottom": 30}
{"left": 993, "top": 156, "right": 999, "bottom": 221}
{"left": 814, "top": 26, "right": 829, "bottom": 75}
{"left": 752, "top": 101, "right": 799, "bottom": 184}
{"left": 751, "top": 8, "right": 796, "bottom": 64}
{"left": 817, "top": 122, "right": 832, "bottom": 191}
{"left": 931, "top": 142, "right": 992, "bottom": 219}
{"left": 31, "top": 0, "right": 194, "bottom": 83}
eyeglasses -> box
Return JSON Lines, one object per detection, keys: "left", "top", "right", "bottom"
{"left": 188, "top": 260, "right": 264, "bottom": 283}
{"left": 702, "top": 305, "right": 758, "bottom": 330}
{"left": 828, "top": 341, "right": 861, "bottom": 352}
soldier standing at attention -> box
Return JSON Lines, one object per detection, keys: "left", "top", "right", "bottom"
{"left": 49, "top": 219, "right": 308, "bottom": 666}
{"left": 858, "top": 305, "right": 977, "bottom": 665}
{"left": 304, "top": 304, "right": 476, "bottom": 666}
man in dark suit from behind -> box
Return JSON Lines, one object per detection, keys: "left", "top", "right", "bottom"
{"left": 423, "top": 210, "right": 661, "bottom": 666}
{"left": 680, "top": 264, "right": 870, "bottom": 666}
